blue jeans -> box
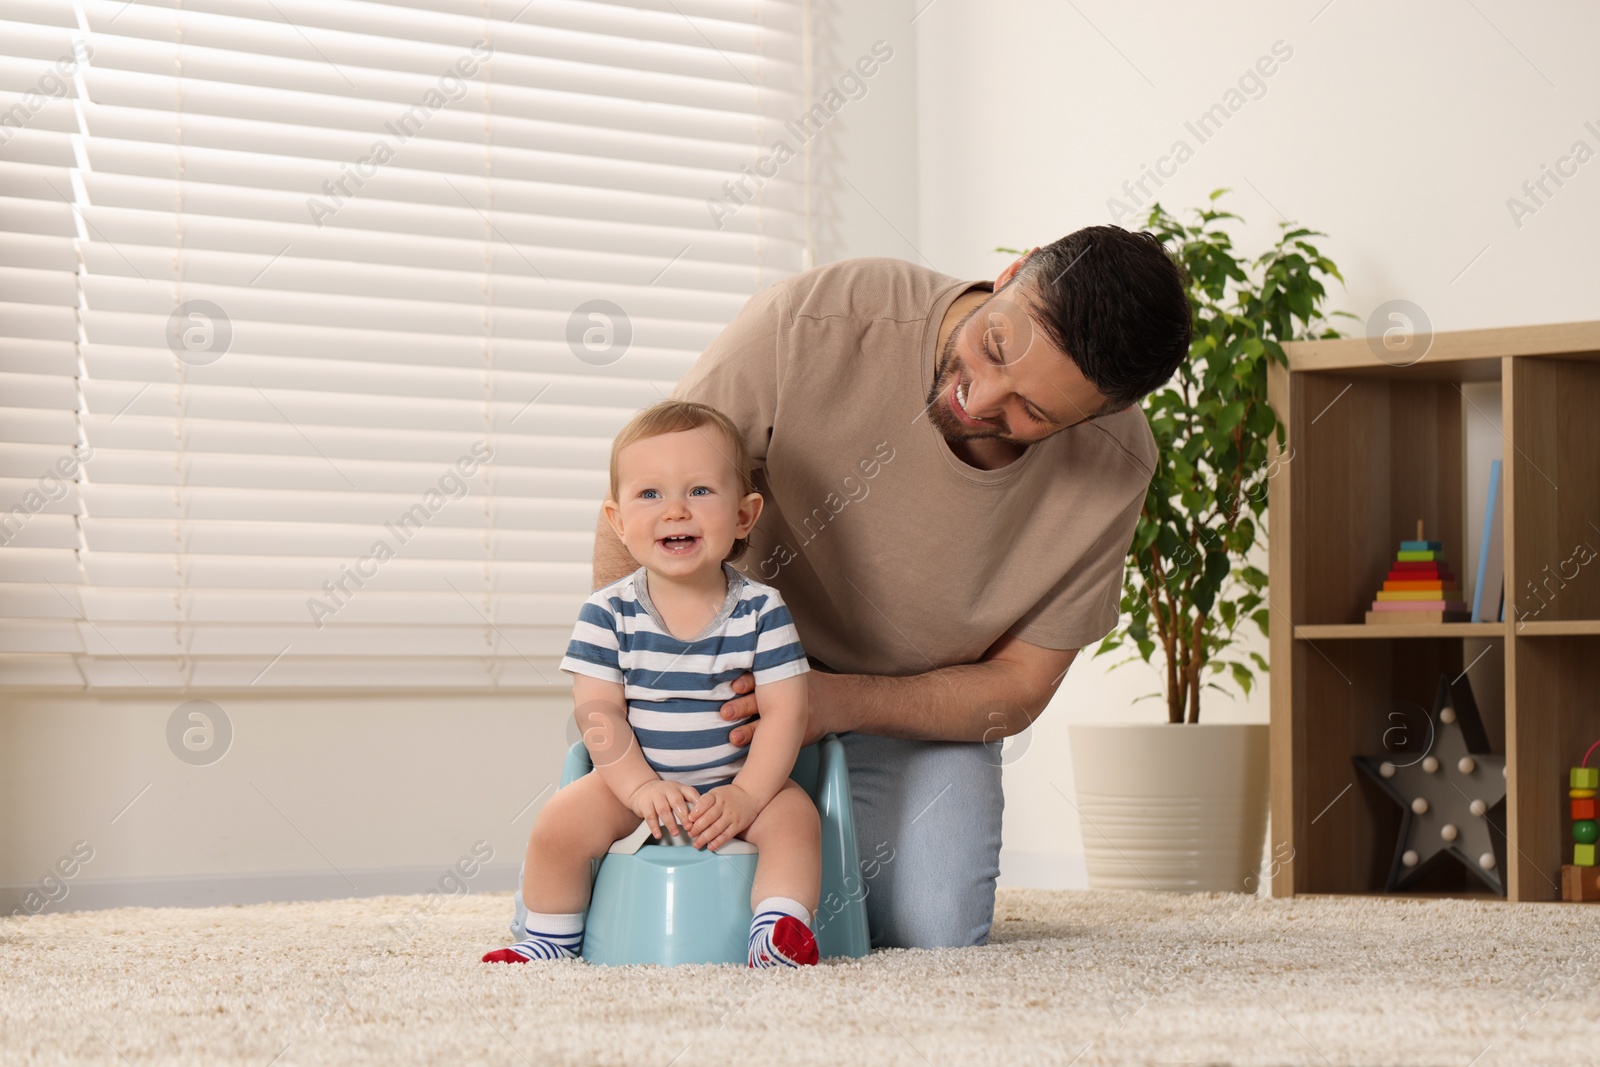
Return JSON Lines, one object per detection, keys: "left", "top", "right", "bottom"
{"left": 509, "top": 732, "right": 1006, "bottom": 951}
{"left": 836, "top": 731, "right": 1005, "bottom": 950}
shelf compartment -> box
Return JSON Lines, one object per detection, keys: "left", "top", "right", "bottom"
{"left": 1286, "top": 637, "right": 1502, "bottom": 896}
{"left": 1290, "top": 372, "right": 1468, "bottom": 628}
{"left": 1506, "top": 634, "right": 1600, "bottom": 901}
{"left": 1506, "top": 356, "right": 1600, "bottom": 627}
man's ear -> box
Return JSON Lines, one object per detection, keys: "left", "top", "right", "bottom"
{"left": 736, "top": 491, "right": 763, "bottom": 536}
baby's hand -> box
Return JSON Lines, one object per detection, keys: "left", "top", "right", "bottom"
{"left": 683, "top": 784, "right": 760, "bottom": 852}
{"left": 627, "top": 780, "right": 700, "bottom": 840}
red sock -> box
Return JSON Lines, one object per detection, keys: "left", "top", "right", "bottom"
{"left": 771, "top": 916, "right": 819, "bottom": 965}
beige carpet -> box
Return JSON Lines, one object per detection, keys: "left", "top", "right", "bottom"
{"left": 6, "top": 887, "right": 1599, "bottom": 1066}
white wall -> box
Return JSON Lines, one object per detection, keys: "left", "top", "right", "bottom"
{"left": 912, "top": 0, "right": 1599, "bottom": 887}
{"left": 809, "top": 0, "right": 921, "bottom": 264}
{"left": 9, "top": 0, "right": 1597, "bottom": 908}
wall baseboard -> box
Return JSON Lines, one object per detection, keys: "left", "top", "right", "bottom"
{"left": 997, "top": 850, "right": 1088, "bottom": 891}
{"left": 2, "top": 862, "right": 525, "bottom": 917}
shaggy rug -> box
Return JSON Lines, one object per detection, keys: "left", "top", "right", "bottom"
{"left": 5, "top": 887, "right": 1598, "bottom": 1066}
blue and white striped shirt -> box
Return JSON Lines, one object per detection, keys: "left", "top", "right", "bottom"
{"left": 559, "top": 561, "right": 810, "bottom": 790}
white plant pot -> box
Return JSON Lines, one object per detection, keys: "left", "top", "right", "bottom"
{"left": 1068, "top": 723, "right": 1269, "bottom": 893}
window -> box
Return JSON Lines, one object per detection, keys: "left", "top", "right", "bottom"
{"left": 0, "top": 0, "right": 810, "bottom": 688}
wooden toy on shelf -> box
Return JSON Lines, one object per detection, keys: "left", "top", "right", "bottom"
{"left": 1561, "top": 744, "right": 1600, "bottom": 902}
{"left": 1364, "top": 520, "right": 1471, "bottom": 625}
{"left": 1564, "top": 864, "right": 1600, "bottom": 902}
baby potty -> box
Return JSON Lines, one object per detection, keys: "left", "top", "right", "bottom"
{"left": 514, "top": 734, "right": 872, "bottom": 967}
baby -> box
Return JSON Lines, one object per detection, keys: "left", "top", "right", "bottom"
{"left": 483, "top": 399, "right": 823, "bottom": 968}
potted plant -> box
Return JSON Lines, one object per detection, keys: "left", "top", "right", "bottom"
{"left": 1048, "top": 190, "right": 1354, "bottom": 892}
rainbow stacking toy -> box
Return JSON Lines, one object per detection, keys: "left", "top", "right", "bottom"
{"left": 1365, "top": 521, "right": 1470, "bottom": 624}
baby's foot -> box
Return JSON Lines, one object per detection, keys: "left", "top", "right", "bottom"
{"left": 483, "top": 927, "right": 592, "bottom": 966}
{"left": 482, "top": 934, "right": 582, "bottom": 963}
{"left": 748, "top": 897, "right": 818, "bottom": 969}
{"left": 483, "top": 910, "right": 584, "bottom": 963}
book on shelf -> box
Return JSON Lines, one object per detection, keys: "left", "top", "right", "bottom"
{"left": 1471, "top": 459, "right": 1505, "bottom": 623}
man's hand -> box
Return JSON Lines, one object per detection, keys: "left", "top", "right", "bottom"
{"left": 718, "top": 671, "right": 832, "bottom": 748}
{"left": 627, "top": 779, "right": 700, "bottom": 840}
{"left": 717, "top": 635, "right": 1076, "bottom": 745}
{"left": 682, "top": 783, "right": 761, "bottom": 852}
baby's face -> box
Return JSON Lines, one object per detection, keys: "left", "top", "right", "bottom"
{"left": 606, "top": 427, "right": 760, "bottom": 580}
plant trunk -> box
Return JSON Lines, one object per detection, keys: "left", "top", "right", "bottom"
{"left": 1166, "top": 631, "right": 1183, "bottom": 724}
{"left": 1148, "top": 540, "right": 1184, "bottom": 725}
{"left": 1165, "top": 587, "right": 1184, "bottom": 725}
{"left": 1186, "top": 614, "right": 1204, "bottom": 723}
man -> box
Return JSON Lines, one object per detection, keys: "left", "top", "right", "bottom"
{"left": 589, "top": 224, "right": 1191, "bottom": 949}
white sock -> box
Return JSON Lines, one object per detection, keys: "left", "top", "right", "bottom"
{"left": 496, "top": 909, "right": 584, "bottom": 961}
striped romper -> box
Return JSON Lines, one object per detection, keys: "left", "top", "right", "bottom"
{"left": 559, "top": 561, "right": 810, "bottom": 790}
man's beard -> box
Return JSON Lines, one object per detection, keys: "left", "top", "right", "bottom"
{"left": 924, "top": 300, "right": 1012, "bottom": 443}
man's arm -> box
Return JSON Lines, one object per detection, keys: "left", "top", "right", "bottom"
{"left": 725, "top": 632, "right": 1078, "bottom": 745}
{"left": 592, "top": 504, "right": 638, "bottom": 591}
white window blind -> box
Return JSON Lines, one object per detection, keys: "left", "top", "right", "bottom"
{"left": 0, "top": 0, "right": 811, "bottom": 689}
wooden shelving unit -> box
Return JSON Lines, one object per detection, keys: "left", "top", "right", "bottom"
{"left": 1268, "top": 320, "right": 1600, "bottom": 902}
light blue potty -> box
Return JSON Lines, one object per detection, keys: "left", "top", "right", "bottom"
{"left": 516, "top": 733, "right": 871, "bottom": 967}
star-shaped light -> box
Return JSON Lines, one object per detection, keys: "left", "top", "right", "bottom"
{"left": 1354, "top": 673, "right": 1508, "bottom": 895}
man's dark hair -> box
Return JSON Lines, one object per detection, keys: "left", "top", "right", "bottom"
{"left": 1005, "top": 225, "right": 1191, "bottom": 415}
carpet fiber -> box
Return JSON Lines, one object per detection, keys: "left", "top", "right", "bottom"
{"left": 6, "top": 887, "right": 1599, "bottom": 1066}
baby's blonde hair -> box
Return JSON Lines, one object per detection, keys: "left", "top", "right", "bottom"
{"left": 608, "top": 399, "right": 756, "bottom": 563}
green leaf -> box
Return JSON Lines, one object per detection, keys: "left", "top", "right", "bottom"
{"left": 1156, "top": 524, "right": 1181, "bottom": 558}
{"left": 1204, "top": 551, "right": 1231, "bottom": 587}
{"left": 1246, "top": 402, "right": 1277, "bottom": 436}
{"left": 1230, "top": 661, "right": 1254, "bottom": 696}
{"left": 1215, "top": 402, "right": 1245, "bottom": 434}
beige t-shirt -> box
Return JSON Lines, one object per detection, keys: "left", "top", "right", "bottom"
{"left": 669, "top": 256, "right": 1157, "bottom": 677}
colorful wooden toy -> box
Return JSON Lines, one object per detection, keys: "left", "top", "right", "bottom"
{"left": 1565, "top": 742, "right": 1600, "bottom": 896}
{"left": 1365, "top": 521, "right": 1470, "bottom": 624}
